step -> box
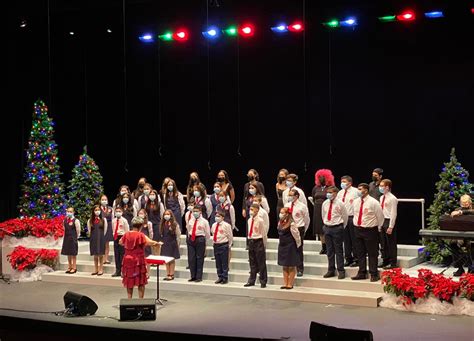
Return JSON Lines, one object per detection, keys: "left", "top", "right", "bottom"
{"left": 56, "top": 261, "right": 384, "bottom": 293}
{"left": 41, "top": 271, "right": 382, "bottom": 308}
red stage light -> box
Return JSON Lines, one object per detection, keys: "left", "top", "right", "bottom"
{"left": 239, "top": 24, "right": 254, "bottom": 37}
{"left": 288, "top": 22, "right": 304, "bottom": 32}
{"left": 397, "top": 10, "right": 416, "bottom": 21}
{"left": 173, "top": 29, "right": 189, "bottom": 41}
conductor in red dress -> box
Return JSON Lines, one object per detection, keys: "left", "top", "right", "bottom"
{"left": 119, "top": 216, "right": 159, "bottom": 299}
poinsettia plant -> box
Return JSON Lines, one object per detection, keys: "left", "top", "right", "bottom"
{"left": 7, "top": 246, "right": 59, "bottom": 271}
{"left": 459, "top": 273, "right": 474, "bottom": 301}
{"left": 0, "top": 216, "right": 64, "bottom": 239}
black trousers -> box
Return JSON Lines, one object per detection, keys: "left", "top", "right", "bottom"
{"left": 380, "top": 218, "right": 397, "bottom": 266}
{"left": 323, "top": 224, "right": 345, "bottom": 272}
{"left": 355, "top": 227, "right": 379, "bottom": 276}
{"left": 297, "top": 226, "right": 305, "bottom": 273}
{"left": 248, "top": 238, "right": 267, "bottom": 284}
{"left": 187, "top": 236, "right": 206, "bottom": 280}
{"left": 343, "top": 217, "right": 358, "bottom": 262}
{"left": 113, "top": 236, "right": 125, "bottom": 274}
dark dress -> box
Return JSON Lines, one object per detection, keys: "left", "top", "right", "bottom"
{"left": 209, "top": 194, "right": 220, "bottom": 226}
{"left": 101, "top": 206, "right": 114, "bottom": 242}
{"left": 311, "top": 186, "right": 328, "bottom": 236}
{"left": 278, "top": 223, "right": 298, "bottom": 267}
{"left": 89, "top": 218, "right": 106, "bottom": 255}
{"left": 163, "top": 194, "right": 183, "bottom": 232}
{"left": 141, "top": 222, "right": 153, "bottom": 257}
{"left": 159, "top": 222, "right": 181, "bottom": 259}
{"left": 61, "top": 218, "right": 78, "bottom": 256}
{"left": 146, "top": 203, "right": 161, "bottom": 242}
{"left": 121, "top": 204, "right": 134, "bottom": 226}
{"left": 276, "top": 187, "right": 284, "bottom": 220}
{"left": 121, "top": 231, "right": 148, "bottom": 288}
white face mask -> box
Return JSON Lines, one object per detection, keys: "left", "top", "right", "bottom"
{"left": 94, "top": 210, "right": 101, "bottom": 216}
{"left": 163, "top": 214, "right": 171, "bottom": 221}
{"left": 193, "top": 211, "right": 200, "bottom": 219}
{"left": 149, "top": 195, "right": 156, "bottom": 201}
{"left": 215, "top": 216, "right": 223, "bottom": 223}
{"left": 167, "top": 185, "right": 174, "bottom": 192}
{"left": 120, "top": 191, "right": 127, "bottom": 196}
{"left": 66, "top": 212, "right": 74, "bottom": 218}
{"left": 115, "top": 212, "right": 122, "bottom": 218}
{"left": 287, "top": 196, "right": 294, "bottom": 203}
{"left": 187, "top": 206, "right": 193, "bottom": 211}
{"left": 138, "top": 214, "right": 145, "bottom": 219}
{"left": 144, "top": 190, "right": 150, "bottom": 196}
{"left": 219, "top": 196, "right": 226, "bottom": 203}
{"left": 279, "top": 213, "right": 285, "bottom": 220}
{"left": 122, "top": 198, "right": 129, "bottom": 204}
{"left": 101, "top": 200, "right": 108, "bottom": 206}
{"left": 193, "top": 191, "right": 201, "bottom": 198}
{"left": 214, "top": 187, "right": 221, "bottom": 194}
{"left": 249, "top": 188, "right": 256, "bottom": 196}
{"left": 249, "top": 211, "right": 255, "bottom": 217}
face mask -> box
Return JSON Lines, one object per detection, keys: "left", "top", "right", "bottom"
{"left": 319, "top": 178, "right": 326, "bottom": 185}
{"left": 120, "top": 191, "right": 127, "bottom": 196}
{"left": 94, "top": 210, "right": 101, "bottom": 216}
{"left": 101, "top": 200, "right": 108, "bottom": 206}
{"left": 279, "top": 213, "right": 285, "bottom": 220}
{"left": 215, "top": 216, "right": 223, "bottom": 223}
{"left": 248, "top": 175, "right": 255, "bottom": 181}
{"left": 115, "top": 212, "right": 122, "bottom": 218}
{"left": 219, "top": 196, "right": 226, "bottom": 203}
{"left": 193, "top": 191, "right": 201, "bottom": 198}
{"left": 218, "top": 177, "right": 225, "bottom": 182}
{"left": 341, "top": 182, "right": 348, "bottom": 190}
{"left": 214, "top": 187, "right": 221, "bottom": 194}
{"left": 139, "top": 183, "right": 145, "bottom": 188}
{"left": 287, "top": 196, "right": 294, "bottom": 203}
{"left": 193, "top": 212, "right": 200, "bottom": 219}
{"left": 122, "top": 198, "right": 129, "bottom": 204}
{"left": 379, "top": 186, "right": 386, "bottom": 194}
{"left": 326, "top": 193, "right": 334, "bottom": 200}
{"left": 66, "top": 212, "right": 74, "bottom": 218}
{"left": 286, "top": 180, "right": 294, "bottom": 188}
{"left": 278, "top": 176, "right": 285, "bottom": 182}
{"left": 372, "top": 176, "right": 378, "bottom": 182}
{"left": 149, "top": 195, "right": 156, "bottom": 201}
{"left": 190, "top": 177, "right": 197, "bottom": 184}
{"left": 249, "top": 188, "right": 256, "bottom": 196}
{"left": 167, "top": 185, "right": 174, "bottom": 192}
{"left": 357, "top": 191, "right": 363, "bottom": 198}
{"left": 187, "top": 206, "right": 193, "bottom": 211}
{"left": 144, "top": 190, "right": 150, "bottom": 196}
{"left": 249, "top": 211, "right": 255, "bottom": 217}
{"left": 138, "top": 214, "right": 145, "bottom": 219}
{"left": 163, "top": 214, "right": 171, "bottom": 221}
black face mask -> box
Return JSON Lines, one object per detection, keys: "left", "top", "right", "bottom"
{"left": 218, "top": 177, "right": 225, "bottom": 183}
{"left": 278, "top": 176, "right": 285, "bottom": 182}
{"left": 372, "top": 176, "right": 378, "bottom": 182}
{"left": 190, "top": 178, "right": 197, "bottom": 184}
{"left": 139, "top": 183, "right": 145, "bottom": 188}
{"left": 248, "top": 175, "right": 255, "bottom": 181}
{"left": 319, "top": 178, "right": 326, "bottom": 185}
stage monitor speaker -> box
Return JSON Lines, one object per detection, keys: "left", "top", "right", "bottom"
{"left": 309, "top": 321, "right": 373, "bottom": 341}
{"left": 63, "top": 291, "right": 98, "bottom": 316}
{"left": 120, "top": 298, "right": 156, "bottom": 321}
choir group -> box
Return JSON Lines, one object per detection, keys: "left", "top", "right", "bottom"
{"left": 60, "top": 167, "right": 399, "bottom": 298}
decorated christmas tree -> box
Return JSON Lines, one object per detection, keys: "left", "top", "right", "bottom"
{"left": 425, "top": 148, "right": 473, "bottom": 264}
{"left": 67, "top": 146, "right": 104, "bottom": 234}
{"left": 18, "top": 100, "right": 66, "bottom": 218}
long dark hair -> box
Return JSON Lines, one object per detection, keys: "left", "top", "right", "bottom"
{"left": 89, "top": 205, "right": 104, "bottom": 228}
{"left": 145, "top": 189, "right": 160, "bottom": 213}
{"left": 159, "top": 209, "right": 177, "bottom": 236}
{"left": 217, "top": 169, "right": 230, "bottom": 184}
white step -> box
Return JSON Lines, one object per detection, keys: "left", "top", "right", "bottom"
{"left": 41, "top": 271, "right": 382, "bottom": 308}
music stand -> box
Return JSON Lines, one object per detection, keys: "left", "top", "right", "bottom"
{"left": 145, "top": 255, "right": 175, "bottom": 305}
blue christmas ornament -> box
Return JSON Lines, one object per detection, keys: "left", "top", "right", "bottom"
{"left": 450, "top": 191, "right": 454, "bottom": 196}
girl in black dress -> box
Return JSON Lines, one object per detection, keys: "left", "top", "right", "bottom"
{"left": 61, "top": 207, "right": 81, "bottom": 274}
{"left": 277, "top": 207, "right": 301, "bottom": 289}
{"left": 88, "top": 205, "right": 108, "bottom": 275}
{"left": 275, "top": 169, "right": 289, "bottom": 220}
{"left": 217, "top": 169, "right": 236, "bottom": 204}
{"left": 99, "top": 194, "right": 114, "bottom": 264}
{"left": 159, "top": 209, "right": 181, "bottom": 281}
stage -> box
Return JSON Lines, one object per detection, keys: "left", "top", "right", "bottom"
{"left": 0, "top": 279, "right": 473, "bottom": 340}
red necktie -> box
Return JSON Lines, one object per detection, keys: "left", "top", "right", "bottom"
{"left": 381, "top": 195, "right": 386, "bottom": 209}
{"left": 289, "top": 202, "right": 294, "bottom": 214}
{"left": 249, "top": 218, "right": 255, "bottom": 238}
{"left": 342, "top": 189, "right": 347, "bottom": 203}
{"left": 94, "top": 217, "right": 100, "bottom": 224}
{"left": 357, "top": 199, "right": 364, "bottom": 226}
{"left": 67, "top": 218, "right": 73, "bottom": 225}
{"left": 213, "top": 223, "right": 220, "bottom": 242}
{"left": 114, "top": 219, "right": 120, "bottom": 240}
{"left": 191, "top": 219, "right": 198, "bottom": 241}
{"left": 188, "top": 211, "right": 192, "bottom": 221}
{"left": 327, "top": 200, "right": 333, "bottom": 221}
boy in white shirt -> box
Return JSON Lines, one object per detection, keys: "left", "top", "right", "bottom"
{"left": 211, "top": 210, "right": 233, "bottom": 284}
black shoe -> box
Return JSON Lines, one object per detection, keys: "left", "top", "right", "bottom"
{"left": 260, "top": 283, "right": 266, "bottom": 288}
{"left": 215, "top": 278, "right": 223, "bottom": 284}
{"left": 280, "top": 286, "right": 287, "bottom": 289}
{"left": 379, "top": 261, "right": 389, "bottom": 268}
{"left": 111, "top": 273, "right": 121, "bottom": 277}
{"left": 186, "top": 266, "right": 190, "bottom": 269}
{"left": 370, "top": 275, "right": 381, "bottom": 282}
{"left": 211, "top": 257, "right": 216, "bottom": 260}
{"left": 351, "top": 273, "right": 368, "bottom": 280}
{"left": 350, "top": 261, "right": 358, "bottom": 267}
{"left": 344, "top": 260, "right": 353, "bottom": 267}
{"left": 194, "top": 279, "right": 202, "bottom": 283}
{"left": 244, "top": 282, "right": 254, "bottom": 287}
{"left": 338, "top": 272, "right": 346, "bottom": 280}
{"left": 297, "top": 271, "right": 303, "bottom": 277}
{"left": 188, "top": 278, "right": 196, "bottom": 282}
{"left": 285, "top": 286, "right": 293, "bottom": 290}
{"left": 323, "top": 271, "right": 336, "bottom": 278}
{"left": 221, "top": 279, "right": 228, "bottom": 284}
{"left": 319, "top": 244, "right": 327, "bottom": 255}
{"left": 453, "top": 268, "right": 465, "bottom": 277}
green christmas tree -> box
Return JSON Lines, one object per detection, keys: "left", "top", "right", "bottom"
{"left": 425, "top": 148, "right": 473, "bottom": 264}
{"left": 67, "top": 146, "right": 104, "bottom": 234}
{"left": 18, "top": 100, "right": 66, "bottom": 218}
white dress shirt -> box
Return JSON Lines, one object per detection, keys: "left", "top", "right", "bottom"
{"left": 111, "top": 217, "right": 130, "bottom": 237}
{"left": 247, "top": 216, "right": 265, "bottom": 239}
{"left": 352, "top": 195, "right": 385, "bottom": 229}
{"left": 284, "top": 200, "right": 310, "bottom": 232}
{"left": 380, "top": 191, "right": 398, "bottom": 229}
{"left": 322, "top": 198, "right": 348, "bottom": 227}
{"left": 336, "top": 186, "right": 359, "bottom": 216}
{"left": 211, "top": 221, "right": 233, "bottom": 246}
{"left": 187, "top": 216, "right": 211, "bottom": 239}
{"left": 282, "top": 186, "right": 308, "bottom": 206}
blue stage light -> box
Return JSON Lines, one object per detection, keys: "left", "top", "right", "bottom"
{"left": 139, "top": 33, "right": 155, "bottom": 42}
{"left": 202, "top": 26, "right": 220, "bottom": 39}
{"left": 271, "top": 24, "right": 288, "bottom": 32}
{"left": 424, "top": 11, "right": 444, "bottom": 18}
{"left": 340, "top": 17, "right": 357, "bottom": 27}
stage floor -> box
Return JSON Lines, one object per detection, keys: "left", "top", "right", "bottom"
{"left": 0, "top": 280, "right": 472, "bottom": 340}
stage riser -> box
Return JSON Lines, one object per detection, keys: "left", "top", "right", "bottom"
{"left": 41, "top": 273, "right": 381, "bottom": 308}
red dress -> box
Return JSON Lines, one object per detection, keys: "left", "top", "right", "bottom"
{"left": 121, "top": 231, "right": 148, "bottom": 288}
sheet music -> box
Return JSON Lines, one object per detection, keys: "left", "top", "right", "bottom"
{"left": 146, "top": 255, "right": 175, "bottom": 264}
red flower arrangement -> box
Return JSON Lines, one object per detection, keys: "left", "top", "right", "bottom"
{"left": 0, "top": 216, "right": 64, "bottom": 239}
{"left": 382, "top": 268, "right": 473, "bottom": 305}
{"left": 7, "top": 246, "right": 59, "bottom": 271}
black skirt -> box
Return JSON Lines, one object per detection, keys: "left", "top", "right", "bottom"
{"left": 278, "top": 227, "right": 298, "bottom": 267}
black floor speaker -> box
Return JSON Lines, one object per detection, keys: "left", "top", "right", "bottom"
{"left": 63, "top": 291, "right": 98, "bottom": 316}
{"left": 309, "top": 321, "right": 373, "bottom": 341}
{"left": 119, "top": 298, "right": 156, "bottom": 321}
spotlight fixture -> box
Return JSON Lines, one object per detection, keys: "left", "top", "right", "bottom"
{"left": 20, "top": 19, "right": 27, "bottom": 28}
